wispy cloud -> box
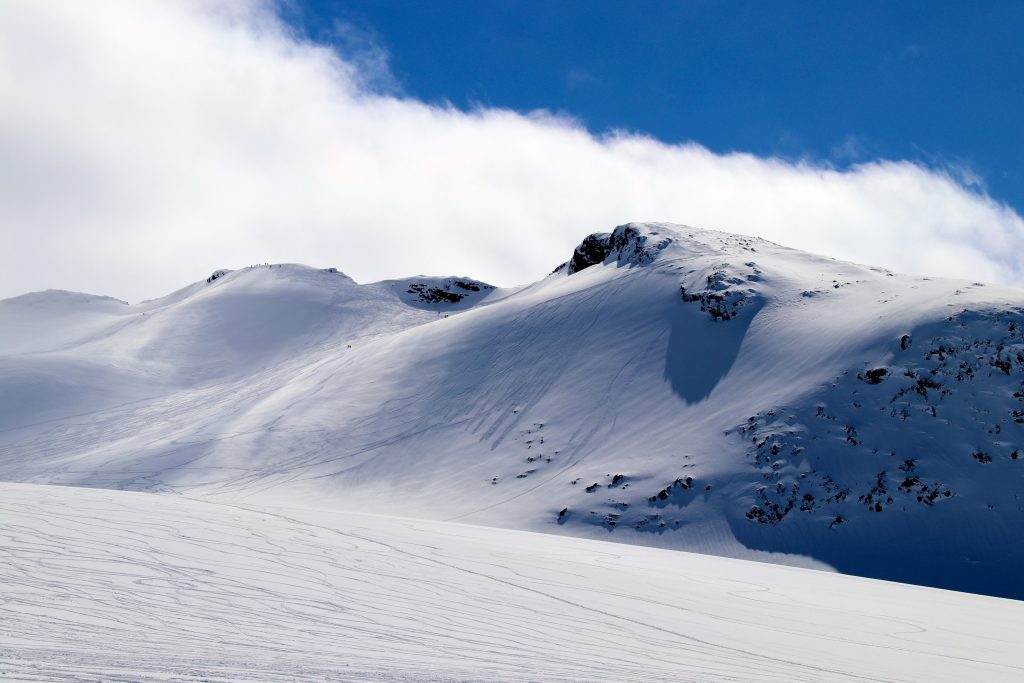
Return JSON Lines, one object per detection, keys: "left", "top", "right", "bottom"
{"left": 830, "top": 135, "right": 867, "bottom": 163}
{"left": 324, "top": 19, "right": 400, "bottom": 95}
{"left": 566, "top": 67, "right": 600, "bottom": 90}
{"left": 1, "top": 0, "right": 1022, "bottom": 301}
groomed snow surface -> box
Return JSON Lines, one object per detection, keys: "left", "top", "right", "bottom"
{"left": 1, "top": 482, "right": 1021, "bottom": 683}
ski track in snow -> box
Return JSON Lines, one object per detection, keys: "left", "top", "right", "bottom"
{"left": 1, "top": 483, "right": 1022, "bottom": 682}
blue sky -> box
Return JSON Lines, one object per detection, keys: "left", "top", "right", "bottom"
{"left": 288, "top": 0, "right": 1024, "bottom": 213}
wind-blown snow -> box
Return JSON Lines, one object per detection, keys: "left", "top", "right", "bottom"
{"left": 1, "top": 482, "right": 1020, "bottom": 682}
{"left": 1, "top": 224, "right": 1023, "bottom": 600}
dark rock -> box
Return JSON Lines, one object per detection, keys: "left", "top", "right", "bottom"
{"left": 568, "top": 233, "right": 613, "bottom": 274}
{"left": 864, "top": 368, "right": 888, "bottom": 384}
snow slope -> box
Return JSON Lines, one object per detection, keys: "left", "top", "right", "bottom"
{"left": 2, "top": 223, "right": 1023, "bottom": 598}
{"left": 1, "top": 482, "right": 1021, "bottom": 683}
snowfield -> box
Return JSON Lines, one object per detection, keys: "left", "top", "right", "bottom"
{"left": 1, "top": 482, "right": 1021, "bottom": 683}
{"left": 2, "top": 222, "right": 1024, "bottom": 679}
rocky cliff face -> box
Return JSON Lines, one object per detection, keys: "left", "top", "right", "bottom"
{"left": 564, "top": 223, "right": 673, "bottom": 274}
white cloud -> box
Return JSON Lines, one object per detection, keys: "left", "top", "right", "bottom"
{"left": 1, "top": 0, "right": 1023, "bottom": 301}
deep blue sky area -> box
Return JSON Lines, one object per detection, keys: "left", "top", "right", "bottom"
{"left": 285, "top": 1, "right": 1024, "bottom": 213}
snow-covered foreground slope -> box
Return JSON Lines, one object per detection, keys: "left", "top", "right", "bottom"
{"left": 2, "top": 223, "right": 1023, "bottom": 598}
{"left": 1, "top": 482, "right": 1021, "bottom": 683}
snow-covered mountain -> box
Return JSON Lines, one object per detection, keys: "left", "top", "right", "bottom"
{"left": 2, "top": 223, "right": 1023, "bottom": 599}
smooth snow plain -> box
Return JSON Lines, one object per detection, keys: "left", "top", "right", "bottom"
{"left": 1, "top": 482, "right": 1021, "bottom": 683}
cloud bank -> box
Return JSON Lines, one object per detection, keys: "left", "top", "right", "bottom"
{"left": 2, "top": 0, "right": 1023, "bottom": 301}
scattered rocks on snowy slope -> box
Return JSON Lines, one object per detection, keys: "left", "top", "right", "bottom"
{"left": 736, "top": 307, "right": 1024, "bottom": 527}
{"left": 678, "top": 261, "right": 763, "bottom": 321}
{"left": 392, "top": 277, "right": 495, "bottom": 307}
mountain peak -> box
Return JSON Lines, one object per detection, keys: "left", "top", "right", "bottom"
{"left": 564, "top": 223, "right": 674, "bottom": 274}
